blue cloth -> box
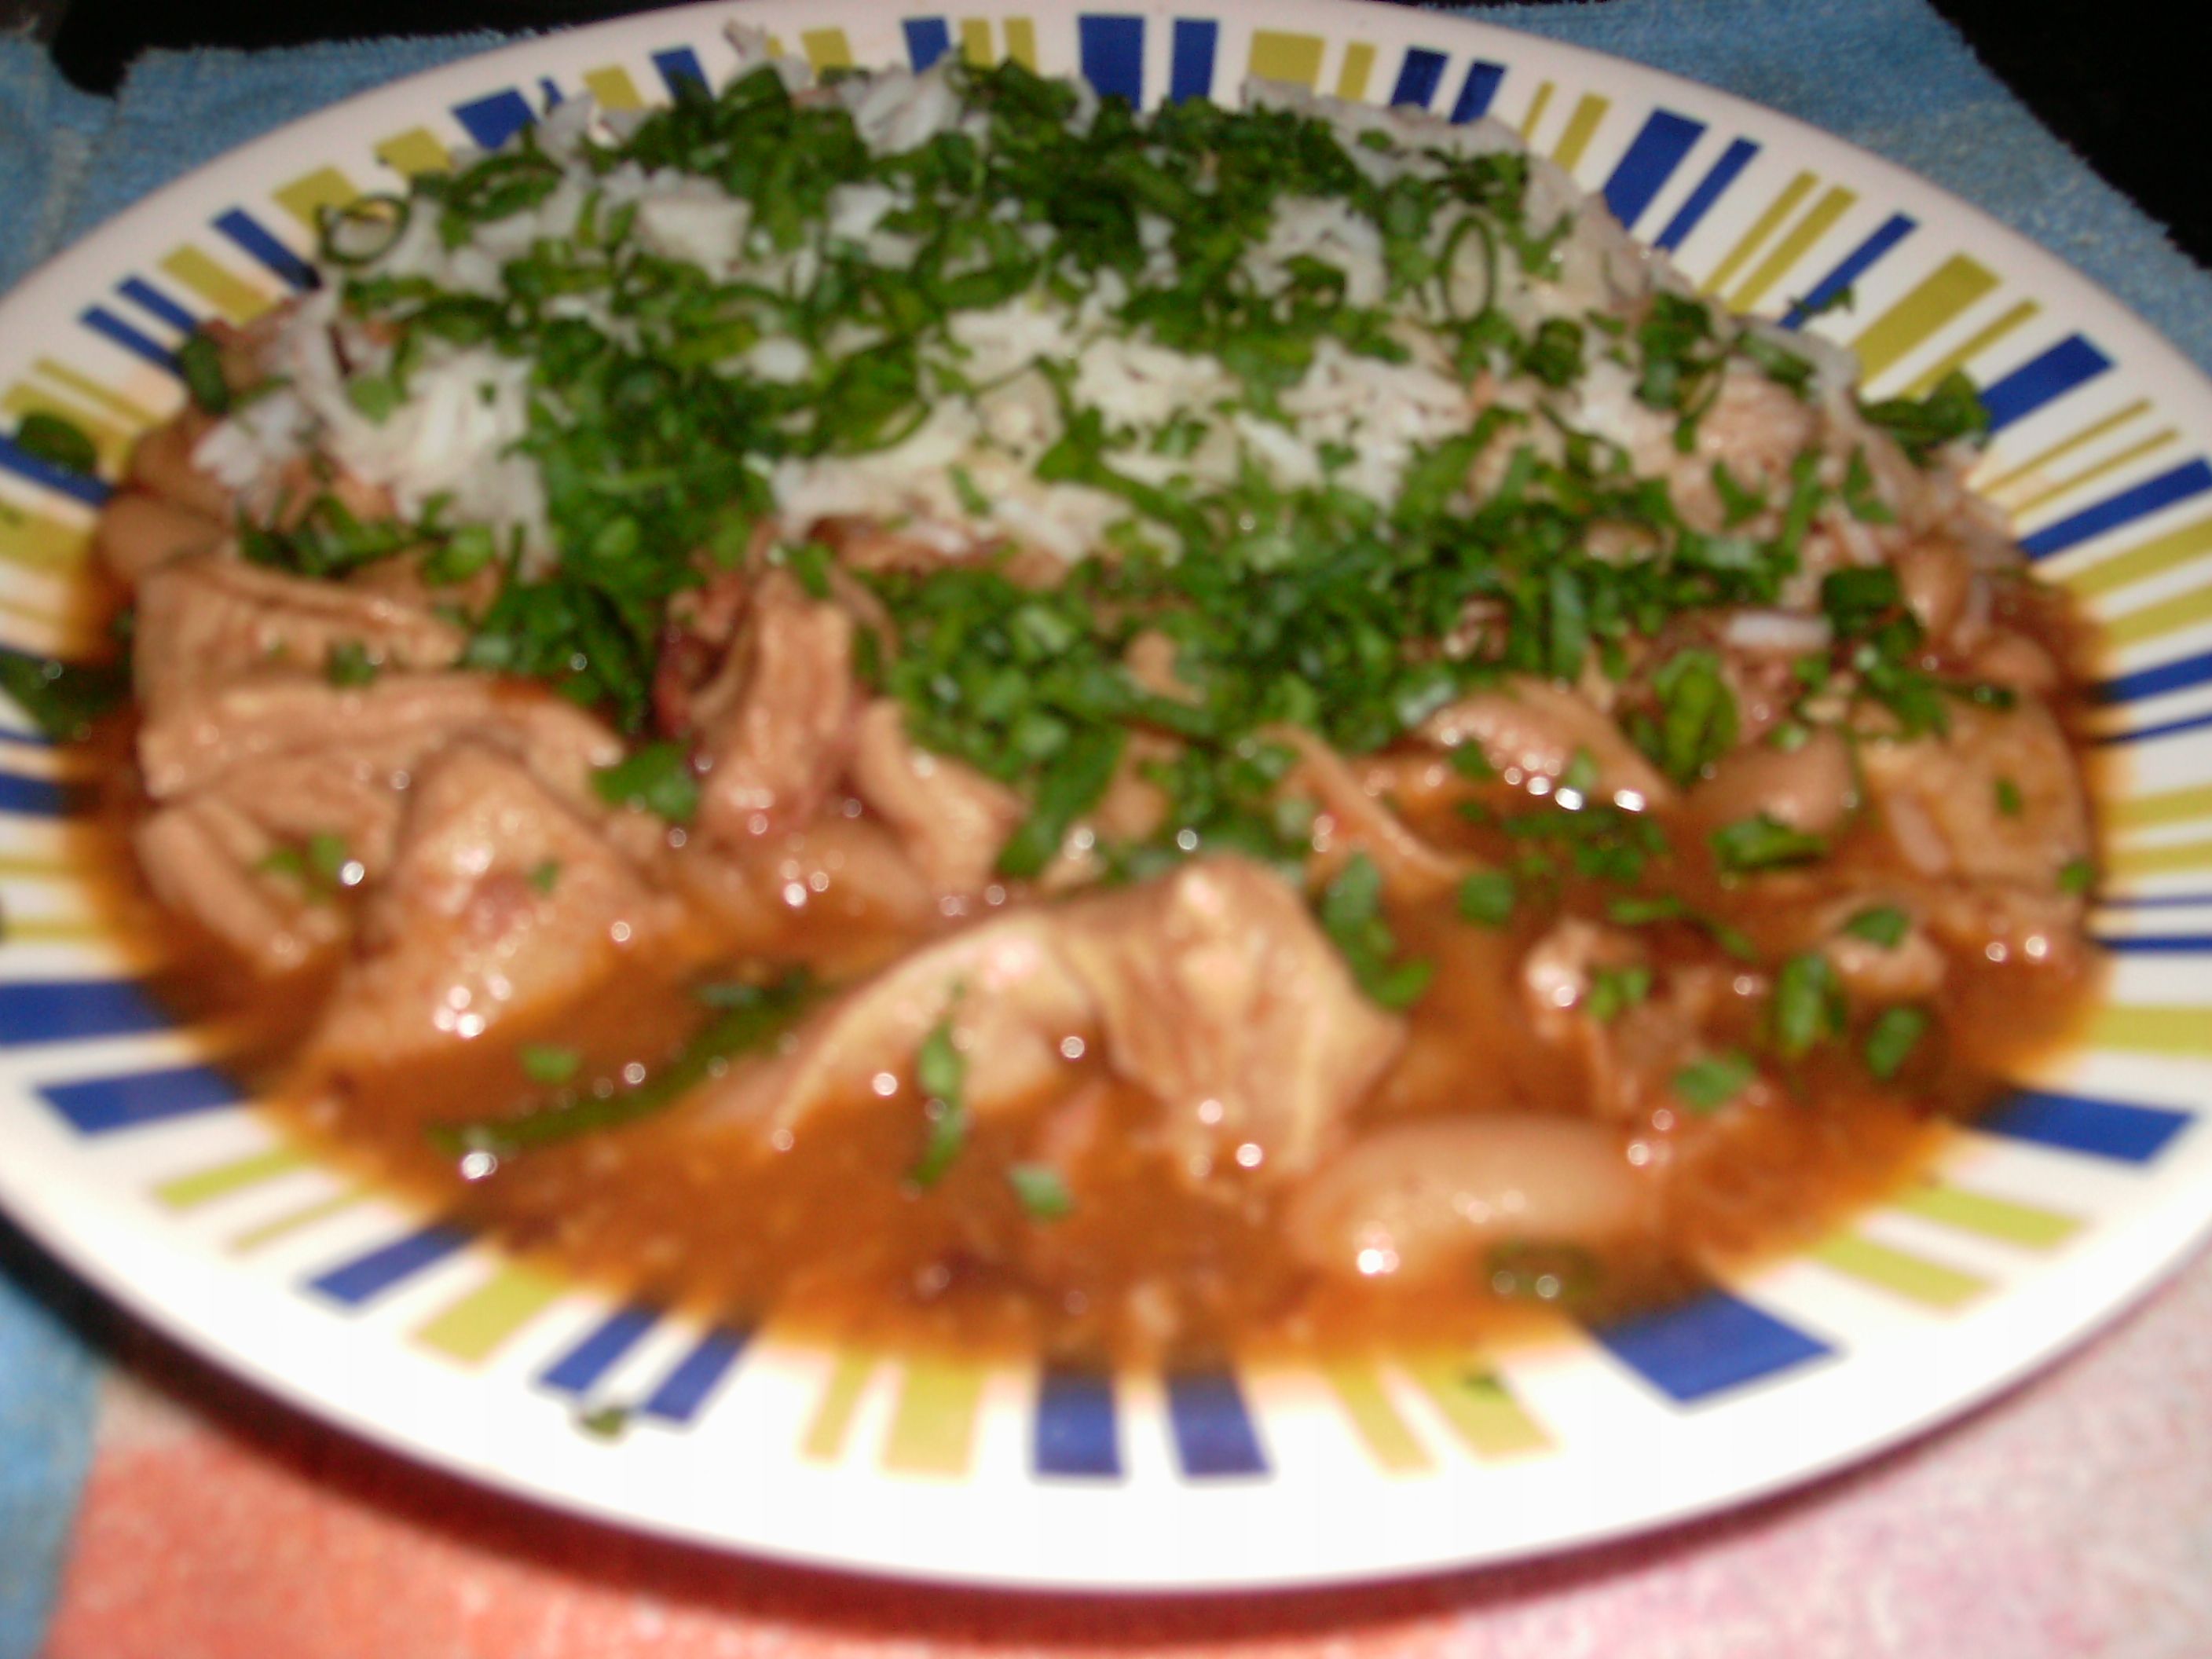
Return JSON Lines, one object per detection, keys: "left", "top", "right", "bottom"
{"left": 0, "top": 33, "right": 508, "bottom": 295}
{"left": 0, "top": 2, "right": 2204, "bottom": 1650}
{"left": 0, "top": 1228, "right": 105, "bottom": 1659}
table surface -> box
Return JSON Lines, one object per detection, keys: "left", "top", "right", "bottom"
{"left": 4, "top": 3, "right": 2210, "bottom": 1654}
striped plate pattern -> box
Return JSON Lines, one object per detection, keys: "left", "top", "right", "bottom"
{"left": 2, "top": 0, "right": 2210, "bottom": 1590}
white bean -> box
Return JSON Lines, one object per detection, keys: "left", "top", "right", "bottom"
{"left": 1285, "top": 1115, "right": 1654, "bottom": 1287}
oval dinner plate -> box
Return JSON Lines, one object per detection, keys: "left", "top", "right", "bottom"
{"left": 2, "top": 0, "right": 2210, "bottom": 1592}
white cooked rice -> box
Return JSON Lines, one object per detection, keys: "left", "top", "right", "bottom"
{"left": 191, "top": 27, "right": 1707, "bottom": 574}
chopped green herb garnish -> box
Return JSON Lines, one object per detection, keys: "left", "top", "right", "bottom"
{"left": 1771, "top": 950, "right": 1844, "bottom": 1059}
{"left": 324, "top": 640, "right": 380, "bottom": 687}
{"left": 255, "top": 830, "right": 357, "bottom": 899}
{"left": 1588, "top": 963, "right": 1653, "bottom": 1023}
{"left": 0, "top": 650, "right": 127, "bottom": 742}
{"left": 1447, "top": 743, "right": 1495, "bottom": 782}
{"left": 915, "top": 1018, "right": 966, "bottom": 1105}
{"left": 1457, "top": 869, "right": 1517, "bottom": 928}
{"left": 527, "top": 859, "right": 562, "bottom": 895}
{"left": 174, "top": 333, "right": 232, "bottom": 416}
{"left": 12, "top": 412, "right": 97, "bottom": 474}
{"left": 1672, "top": 1050, "right": 1758, "bottom": 1113}
{"left": 346, "top": 375, "right": 405, "bottom": 424}
{"left": 430, "top": 972, "right": 819, "bottom": 1157}
{"left": 1603, "top": 892, "right": 1757, "bottom": 960}
{"left": 1840, "top": 449, "right": 1895, "bottom": 523}
{"left": 574, "top": 1403, "right": 632, "bottom": 1441}
{"left": 592, "top": 742, "right": 700, "bottom": 823}
{"left": 1639, "top": 648, "right": 1738, "bottom": 786}
{"left": 1994, "top": 776, "right": 2023, "bottom": 818}
{"left": 1710, "top": 813, "right": 1828, "bottom": 874}
{"left": 1709, "top": 460, "right": 1766, "bottom": 527}
{"left": 304, "top": 830, "right": 355, "bottom": 888}
{"left": 520, "top": 1044, "right": 582, "bottom": 1086}
{"left": 1319, "top": 852, "right": 1434, "bottom": 1008}
{"left": 1863, "top": 1005, "right": 1930, "bottom": 1080}
{"left": 909, "top": 1016, "right": 970, "bottom": 1189}
{"left": 2057, "top": 855, "right": 2095, "bottom": 895}
{"left": 1860, "top": 371, "right": 1990, "bottom": 463}
{"left": 1486, "top": 1240, "right": 1599, "bottom": 1303}
{"left": 1841, "top": 905, "right": 1910, "bottom": 948}
{"left": 1008, "top": 1163, "right": 1074, "bottom": 1220}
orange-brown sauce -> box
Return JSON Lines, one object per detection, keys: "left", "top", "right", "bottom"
{"left": 71, "top": 628, "right": 2108, "bottom": 1368}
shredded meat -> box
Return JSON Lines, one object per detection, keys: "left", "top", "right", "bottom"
{"left": 134, "top": 675, "right": 647, "bottom": 972}
{"left": 134, "top": 551, "right": 466, "bottom": 713}
{"left": 689, "top": 570, "right": 864, "bottom": 842}
{"left": 1860, "top": 702, "right": 2091, "bottom": 964}
{"left": 848, "top": 698, "right": 1024, "bottom": 894}
{"left": 1423, "top": 676, "right": 1672, "bottom": 808}
{"left": 309, "top": 743, "right": 679, "bottom": 1066}
{"left": 134, "top": 794, "right": 350, "bottom": 975}
{"left": 1272, "top": 725, "right": 1467, "bottom": 895}
{"left": 698, "top": 856, "right": 1402, "bottom": 1184}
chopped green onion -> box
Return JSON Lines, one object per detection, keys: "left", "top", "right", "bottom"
{"left": 1771, "top": 950, "right": 1844, "bottom": 1059}
{"left": 1456, "top": 870, "right": 1517, "bottom": 928}
{"left": 324, "top": 640, "right": 380, "bottom": 687}
{"left": 1710, "top": 813, "right": 1828, "bottom": 874}
{"left": 1864, "top": 1005, "right": 1930, "bottom": 1080}
{"left": 1008, "top": 1163, "right": 1074, "bottom": 1220}
{"left": 593, "top": 742, "right": 700, "bottom": 824}
{"left": 1841, "top": 905, "right": 1910, "bottom": 948}
{"left": 1486, "top": 1240, "right": 1599, "bottom": 1303}
{"left": 520, "top": 1044, "right": 582, "bottom": 1086}
{"left": 1672, "top": 1050, "right": 1757, "bottom": 1113}
{"left": 174, "top": 333, "right": 232, "bottom": 415}
{"left": 12, "top": 412, "right": 98, "bottom": 474}
{"left": 1319, "top": 852, "right": 1434, "bottom": 1009}
{"left": 1588, "top": 964, "right": 1653, "bottom": 1024}
{"left": 430, "top": 972, "right": 818, "bottom": 1157}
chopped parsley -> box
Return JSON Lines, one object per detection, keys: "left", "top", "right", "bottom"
{"left": 1588, "top": 963, "right": 1654, "bottom": 1023}
{"left": 1710, "top": 813, "right": 1829, "bottom": 875}
{"left": 1841, "top": 905, "right": 1910, "bottom": 948}
{"left": 324, "top": 640, "right": 381, "bottom": 687}
{"left": 1486, "top": 1240, "right": 1599, "bottom": 1303}
{"left": 1008, "top": 1163, "right": 1074, "bottom": 1220}
{"left": 258, "top": 830, "right": 359, "bottom": 898}
{"left": 11, "top": 412, "right": 97, "bottom": 475}
{"left": 519, "top": 1044, "right": 582, "bottom": 1086}
{"left": 174, "top": 332, "right": 232, "bottom": 416}
{"left": 1635, "top": 648, "right": 1738, "bottom": 786}
{"left": 910, "top": 1018, "right": 969, "bottom": 1188}
{"left": 591, "top": 742, "right": 700, "bottom": 824}
{"left": 1771, "top": 950, "right": 1845, "bottom": 1059}
{"left": 1672, "top": 1050, "right": 1758, "bottom": 1114}
{"left": 1864, "top": 1005, "right": 1930, "bottom": 1081}
{"left": 1604, "top": 893, "right": 1757, "bottom": 960}
{"left": 1456, "top": 869, "right": 1517, "bottom": 928}
{"left": 1860, "top": 371, "right": 1990, "bottom": 463}
{"left": 0, "top": 650, "right": 127, "bottom": 743}
{"left": 430, "top": 972, "right": 818, "bottom": 1158}
{"left": 1319, "top": 853, "right": 1434, "bottom": 1009}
